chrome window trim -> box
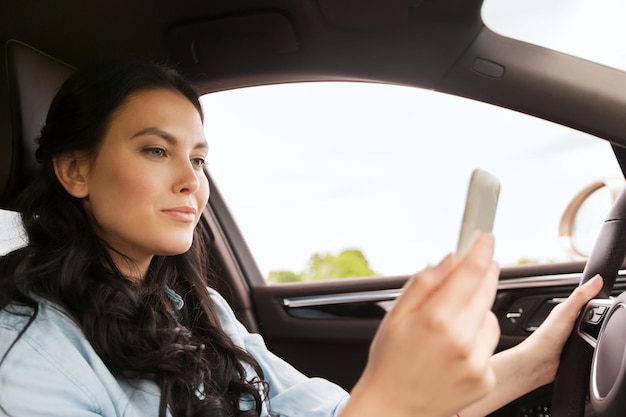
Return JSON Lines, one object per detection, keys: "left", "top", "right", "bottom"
{"left": 282, "top": 270, "right": 626, "bottom": 308}
{"left": 283, "top": 288, "right": 402, "bottom": 308}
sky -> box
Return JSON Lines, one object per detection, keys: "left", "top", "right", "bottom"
{"left": 201, "top": 84, "right": 622, "bottom": 278}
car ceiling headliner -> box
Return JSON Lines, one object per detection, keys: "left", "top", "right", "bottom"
{"left": 2, "top": 0, "right": 626, "bottom": 150}
{"left": 1, "top": 0, "right": 483, "bottom": 90}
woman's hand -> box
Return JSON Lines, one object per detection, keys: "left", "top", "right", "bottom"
{"left": 455, "top": 274, "right": 603, "bottom": 417}
{"left": 342, "top": 233, "right": 501, "bottom": 417}
{"left": 516, "top": 274, "right": 604, "bottom": 387}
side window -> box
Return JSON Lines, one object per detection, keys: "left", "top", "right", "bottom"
{"left": 201, "top": 82, "right": 622, "bottom": 283}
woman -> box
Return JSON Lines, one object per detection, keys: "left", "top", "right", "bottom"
{"left": 0, "top": 59, "right": 602, "bottom": 417}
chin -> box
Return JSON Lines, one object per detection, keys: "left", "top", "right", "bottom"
{"left": 156, "top": 242, "right": 194, "bottom": 257}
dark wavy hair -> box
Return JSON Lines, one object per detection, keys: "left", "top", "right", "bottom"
{"left": 0, "top": 59, "right": 269, "bottom": 417}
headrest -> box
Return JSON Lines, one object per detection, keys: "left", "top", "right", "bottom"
{"left": 1, "top": 40, "right": 75, "bottom": 209}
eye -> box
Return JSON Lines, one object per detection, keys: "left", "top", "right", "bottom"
{"left": 145, "top": 147, "right": 167, "bottom": 158}
{"left": 191, "top": 157, "right": 206, "bottom": 167}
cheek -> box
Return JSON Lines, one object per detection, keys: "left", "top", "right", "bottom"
{"left": 202, "top": 177, "right": 211, "bottom": 204}
{"left": 87, "top": 159, "right": 155, "bottom": 217}
{"left": 196, "top": 174, "right": 210, "bottom": 207}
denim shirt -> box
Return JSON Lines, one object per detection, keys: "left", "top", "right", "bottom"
{"left": 0, "top": 289, "right": 349, "bottom": 416}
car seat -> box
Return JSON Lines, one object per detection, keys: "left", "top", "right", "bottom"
{"left": 1, "top": 40, "right": 75, "bottom": 210}
{"left": 0, "top": 41, "right": 74, "bottom": 254}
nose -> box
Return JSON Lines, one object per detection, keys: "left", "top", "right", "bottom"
{"left": 174, "top": 159, "right": 200, "bottom": 194}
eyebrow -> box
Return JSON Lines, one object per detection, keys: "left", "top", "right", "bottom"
{"left": 131, "top": 127, "right": 208, "bottom": 150}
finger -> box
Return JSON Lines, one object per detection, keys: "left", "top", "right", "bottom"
{"left": 570, "top": 274, "right": 604, "bottom": 307}
{"left": 478, "top": 311, "right": 501, "bottom": 360}
{"left": 444, "top": 260, "right": 500, "bottom": 348}
{"left": 468, "top": 259, "right": 500, "bottom": 308}
{"left": 466, "top": 311, "right": 500, "bottom": 380}
{"left": 441, "top": 260, "right": 499, "bottom": 355}
{"left": 390, "top": 253, "right": 457, "bottom": 318}
{"left": 419, "top": 235, "right": 497, "bottom": 349}
{"left": 427, "top": 233, "right": 496, "bottom": 314}
{"left": 466, "top": 312, "right": 500, "bottom": 394}
{"left": 446, "top": 312, "right": 500, "bottom": 405}
{"left": 544, "top": 274, "right": 603, "bottom": 327}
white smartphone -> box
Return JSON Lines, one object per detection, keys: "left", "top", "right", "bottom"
{"left": 456, "top": 168, "right": 501, "bottom": 259}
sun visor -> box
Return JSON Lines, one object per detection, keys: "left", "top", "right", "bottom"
{"left": 167, "top": 12, "right": 298, "bottom": 70}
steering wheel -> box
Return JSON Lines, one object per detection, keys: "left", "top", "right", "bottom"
{"left": 551, "top": 184, "right": 626, "bottom": 417}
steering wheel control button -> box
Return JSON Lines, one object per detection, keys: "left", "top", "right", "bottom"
{"left": 585, "top": 305, "right": 608, "bottom": 324}
{"left": 578, "top": 299, "right": 614, "bottom": 347}
{"left": 590, "top": 295, "right": 626, "bottom": 416}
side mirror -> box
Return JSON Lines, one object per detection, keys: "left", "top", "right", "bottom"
{"left": 559, "top": 178, "right": 625, "bottom": 260}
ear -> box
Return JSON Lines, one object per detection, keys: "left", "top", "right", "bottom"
{"left": 52, "top": 153, "right": 91, "bottom": 198}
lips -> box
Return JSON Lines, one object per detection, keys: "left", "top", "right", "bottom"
{"left": 161, "top": 206, "right": 197, "bottom": 222}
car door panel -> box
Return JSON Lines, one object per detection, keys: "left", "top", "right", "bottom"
{"left": 250, "top": 268, "right": 626, "bottom": 417}
{"left": 250, "top": 270, "right": 581, "bottom": 387}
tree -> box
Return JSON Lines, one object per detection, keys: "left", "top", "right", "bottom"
{"left": 304, "top": 249, "right": 376, "bottom": 281}
{"left": 267, "top": 248, "right": 377, "bottom": 283}
{"left": 267, "top": 270, "right": 302, "bottom": 283}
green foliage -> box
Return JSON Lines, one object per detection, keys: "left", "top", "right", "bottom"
{"left": 304, "top": 249, "right": 376, "bottom": 281}
{"left": 267, "top": 270, "right": 303, "bottom": 283}
{"left": 516, "top": 257, "right": 558, "bottom": 266}
{"left": 267, "top": 249, "right": 377, "bottom": 283}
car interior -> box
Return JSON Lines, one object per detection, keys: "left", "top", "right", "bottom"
{"left": 4, "top": 1, "right": 626, "bottom": 416}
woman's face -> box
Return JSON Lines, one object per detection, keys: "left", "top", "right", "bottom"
{"left": 80, "top": 89, "right": 210, "bottom": 277}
